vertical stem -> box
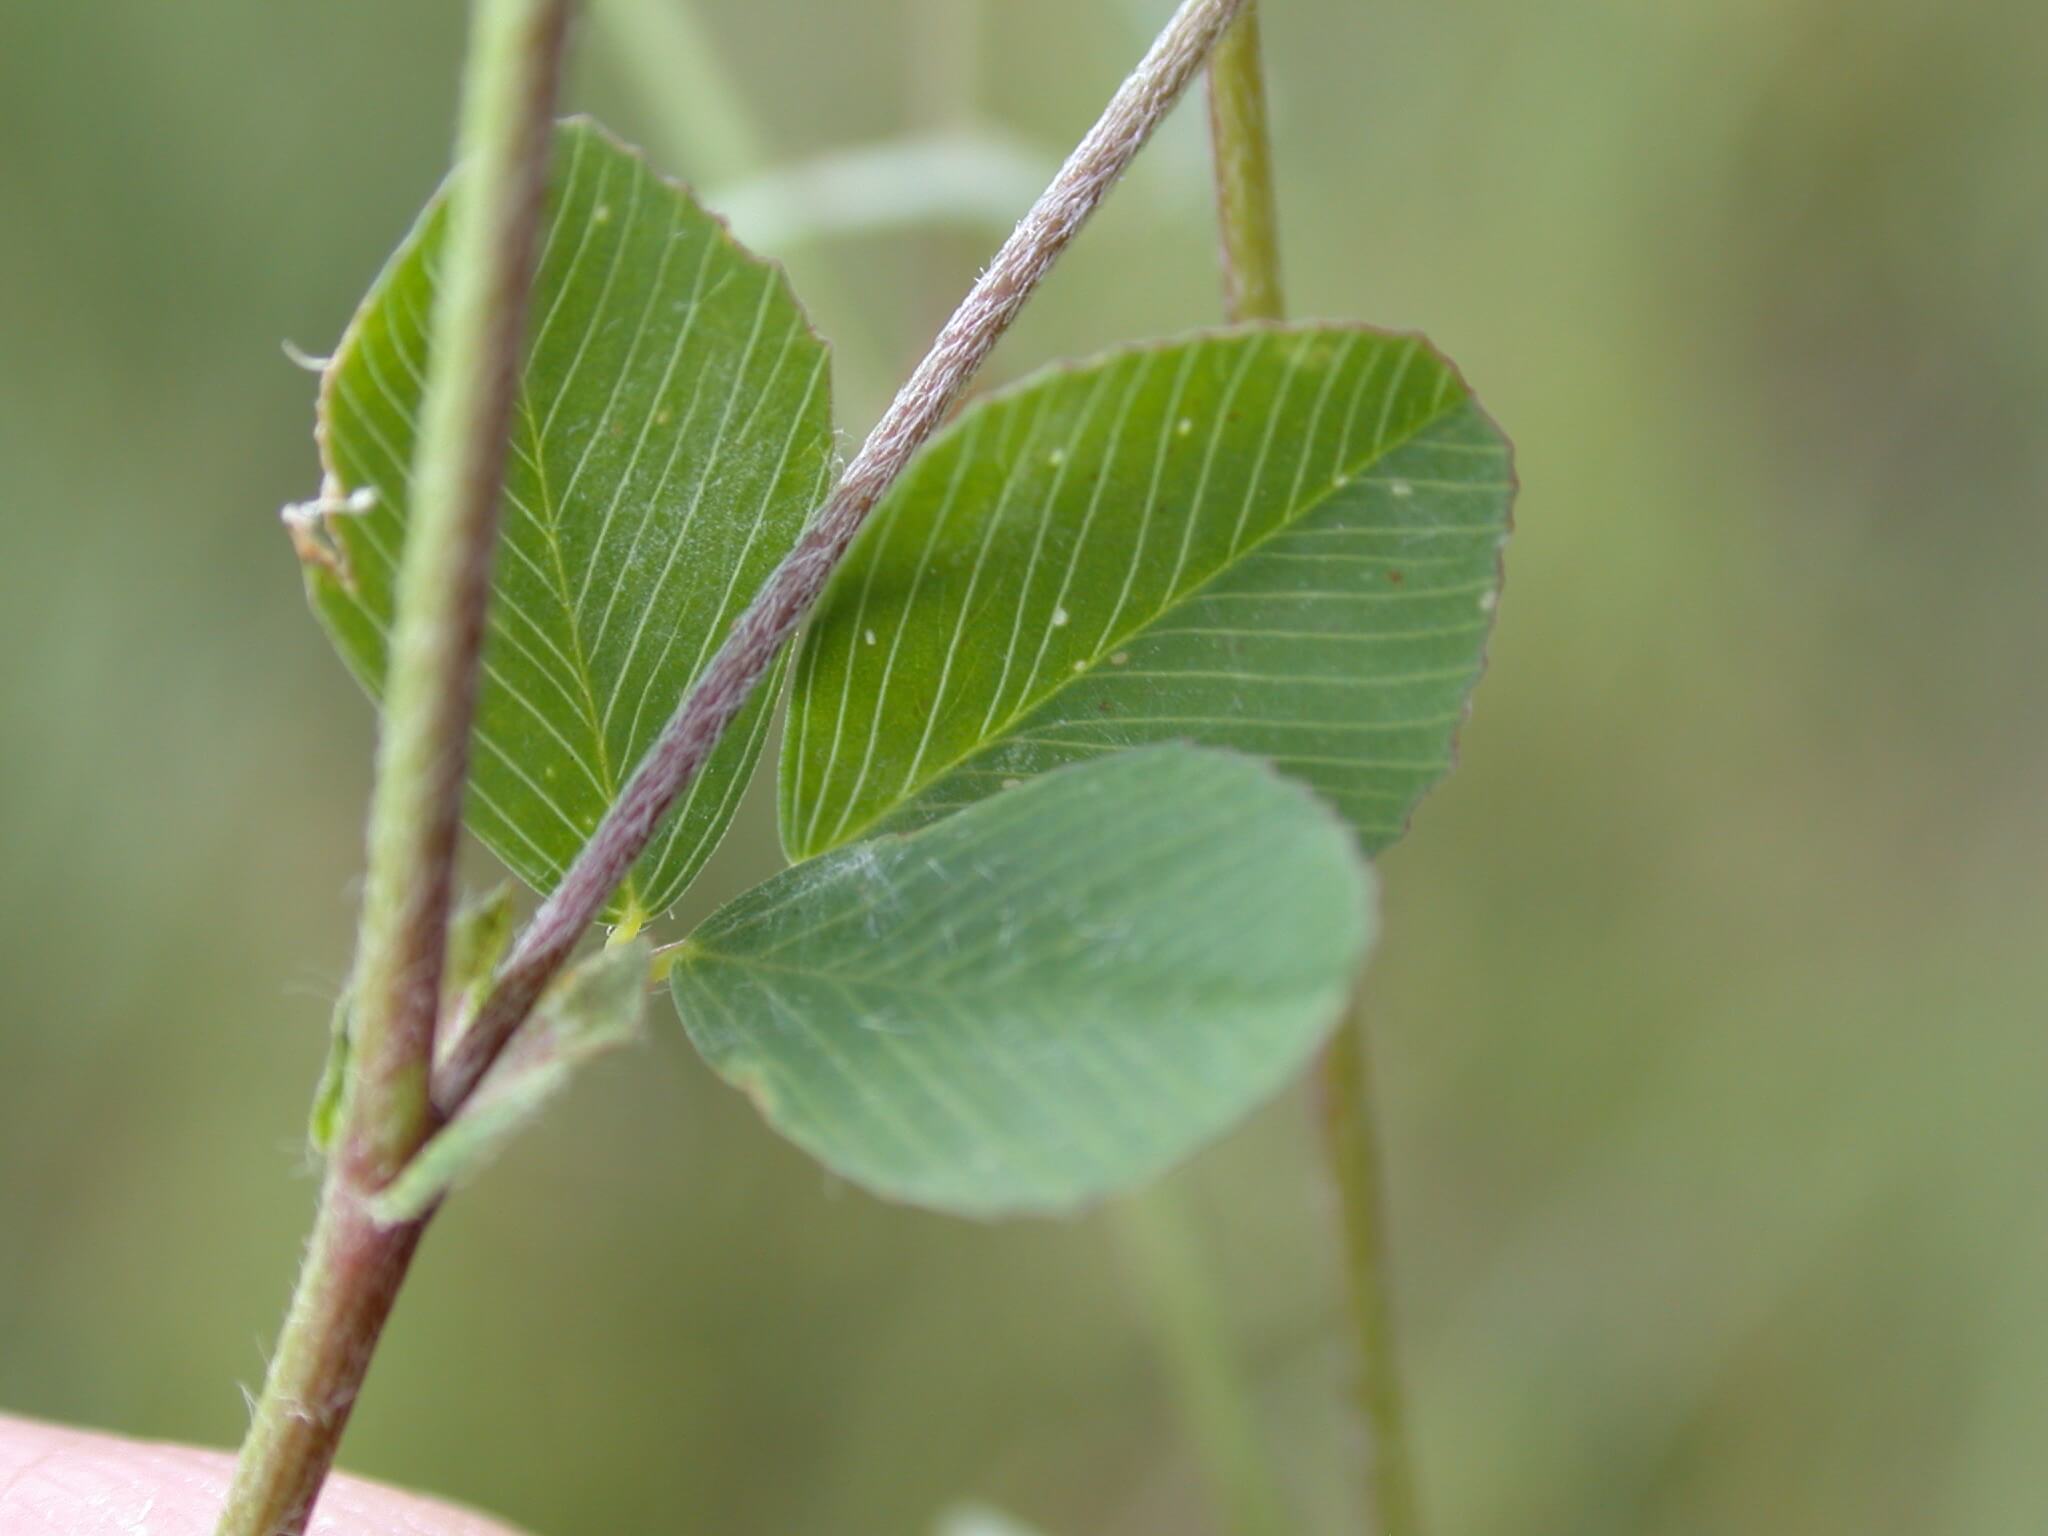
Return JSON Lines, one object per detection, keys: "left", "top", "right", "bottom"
{"left": 344, "top": 0, "right": 568, "bottom": 1188}
{"left": 1205, "top": 12, "right": 1420, "bottom": 1532}
{"left": 1107, "top": 19, "right": 1298, "bottom": 1532}
{"left": 907, "top": 0, "right": 987, "bottom": 338}
{"left": 1318, "top": 1000, "right": 1422, "bottom": 1536}
{"left": 587, "top": 0, "right": 771, "bottom": 180}
{"left": 1114, "top": 1192, "right": 1294, "bottom": 1536}
{"left": 1206, "top": 4, "right": 1284, "bottom": 324}
{"left": 218, "top": 3, "right": 569, "bottom": 1531}
{"left": 909, "top": 0, "right": 983, "bottom": 133}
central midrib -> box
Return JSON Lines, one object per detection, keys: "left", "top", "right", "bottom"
{"left": 516, "top": 391, "right": 640, "bottom": 912}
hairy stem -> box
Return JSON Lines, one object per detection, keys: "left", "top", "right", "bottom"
{"left": 439, "top": 0, "right": 1254, "bottom": 1114}
{"left": 214, "top": 1190, "right": 430, "bottom": 1536}
{"left": 1206, "top": 15, "right": 1419, "bottom": 1530}
{"left": 1206, "top": 4, "right": 1284, "bottom": 324}
{"left": 218, "top": 3, "right": 569, "bottom": 1530}
{"left": 342, "top": 0, "right": 570, "bottom": 1190}
{"left": 1319, "top": 999, "right": 1423, "bottom": 1536}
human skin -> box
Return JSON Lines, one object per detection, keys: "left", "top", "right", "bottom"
{"left": 0, "top": 1417, "right": 523, "bottom": 1535}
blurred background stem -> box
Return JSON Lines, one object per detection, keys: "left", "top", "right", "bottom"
{"left": 1112, "top": 1192, "right": 1295, "bottom": 1536}
{"left": 1205, "top": 2, "right": 1283, "bottom": 324}
{"left": 1319, "top": 995, "right": 1423, "bottom": 1536}
{"left": 1105, "top": 12, "right": 1314, "bottom": 1534}
{"left": 589, "top": 0, "right": 895, "bottom": 415}
{"left": 1205, "top": 7, "right": 1422, "bottom": 1532}
{"left": 587, "top": 0, "right": 771, "bottom": 179}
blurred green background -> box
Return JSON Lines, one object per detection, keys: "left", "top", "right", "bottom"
{"left": 3, "top": 1, "right": 2044, "bottom": 1532}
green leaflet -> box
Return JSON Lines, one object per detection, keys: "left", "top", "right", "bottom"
{"left": 371, "top": 938, "right": 651, "bottom": 1225}
{"left": 672, "top": 746, "right": 1373, "bottom": 1218}
{"left": 305, "top": 119, "right": 835, "bottom": 924}
{"left": 780, "top": 324, "right": 1511, "bottom": 859}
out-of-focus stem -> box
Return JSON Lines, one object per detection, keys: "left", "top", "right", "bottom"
{"left": 1104, "top": 13, "right": 1303, "bottom": 1533}
{"left": 1114, "top": 1190, "right": 1294, "bottom": 1536}
{"left": 1206, "top": 4, "right": 1284, "bottom": 323}
{"left": 1318, "top": 998, "right": 1424, "bottom": 1536}
{"left": 1207, "top": 12, "right": 1421, "bottom": 1531}
{"left": 588, "top": 0, "right": 771, "bottom": 180}
{"left": 587, "top": 0, "right": 896, "bottom": 418}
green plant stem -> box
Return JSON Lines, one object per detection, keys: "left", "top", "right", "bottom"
{"left": 1319, "top": 998, "right": 1422, "bottom": 1536}
{"left": 217, "top": 3, "right": 569, "bottom": 1532}
{"left": 1110, "top": 20, "right": 1293, "bottom": 1523}
{"left": 346, "top": 0, "right": 570, "bottom": 1190}
{"left": 1206, "top": 3, "right": 1284, "bottom": 324}
{"left": 1205, "top": 14, "right": 1420, "bottom": 1532}
{"left": 1099, "top": 20, "right": 1297, "bottom": 1530}
{"left": 213, "top": 1186, "right": 431, "bottom": 1536}
{"left": 1113, "top": 1191, "right": 1293, "bottom": 1536}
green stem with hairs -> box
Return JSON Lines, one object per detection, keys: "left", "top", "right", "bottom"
{"left": 1206, "top": 9, "right": 1422, "bottom": 1532}
{"left": 216, "top": 2, "right": 569, "bottom": 1530}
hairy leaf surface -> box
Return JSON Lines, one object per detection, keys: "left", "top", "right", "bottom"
{"left": 673, "top": 746, "right": 1373, "bottom": 1217}
{"left": 307, "top": 119, "right": 835, "bottom": 922}
{"left": 781, "top": 325, "right": 1509, "bottom": 859}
